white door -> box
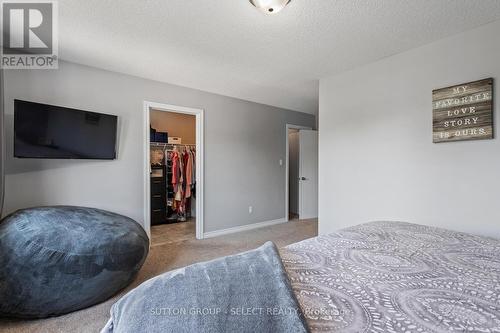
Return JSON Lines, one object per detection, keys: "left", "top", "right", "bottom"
{"left": 299, "top": 130, "right": 318, "bottom": 219}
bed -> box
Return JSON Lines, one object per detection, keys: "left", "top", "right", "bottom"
{"left": 103, "top": 221, "right": 500, "bottom": 332}
{"left": 281, "top": 221, "right": 500, "bottom": 332}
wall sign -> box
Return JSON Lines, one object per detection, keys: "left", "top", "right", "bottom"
{"left": 433, "top": 78, "right": 493, "bottom": 143}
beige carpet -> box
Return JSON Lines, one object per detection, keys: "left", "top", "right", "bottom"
{"left": 150, "top": 219, "right": 196, "bottom": 246}
{"left": 0, "top": 219, "right": 318, "bottom": 333}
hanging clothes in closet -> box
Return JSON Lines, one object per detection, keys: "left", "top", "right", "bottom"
{"left": 166, "top": 145, "right": 195, "bottom": 222}
{"left": 150, "top": 143, "right": 196, "bottom": 224}
{"left": 182, "top": 148, "right": 196, "bottom": 217}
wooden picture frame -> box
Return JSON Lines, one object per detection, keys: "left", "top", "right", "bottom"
{"left": 433, "top": 78, "right": 493, "bottom": 143}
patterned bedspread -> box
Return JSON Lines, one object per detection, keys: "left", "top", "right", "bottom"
{"left": 281, "top": 221, "right": 500, "bottom": 332}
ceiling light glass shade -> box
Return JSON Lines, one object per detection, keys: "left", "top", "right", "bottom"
{"left": 249, "top": 0, "right": 291, "bottom": 14}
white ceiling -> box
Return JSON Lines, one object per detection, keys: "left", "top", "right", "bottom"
{"left": 59, "top": 0, "right": 500, "bottom": 115}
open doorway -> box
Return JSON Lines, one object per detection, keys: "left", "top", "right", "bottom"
{"left": 285, "top": 124, "right": 318, "bottom": 222}
{"left": 143, "top": 102, "right": 204, "bottom": 243}
{"left": 288, "top": 128, "right": 300, "bottom": 221}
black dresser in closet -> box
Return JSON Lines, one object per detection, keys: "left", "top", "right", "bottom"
{"left": 150, "top": 165, "right": 167, "bottom": 225}
{"left": 165, "top": 158, "right": 177, "bottom": 223}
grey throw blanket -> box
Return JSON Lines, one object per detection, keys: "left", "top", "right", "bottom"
{"left": 102, "top": 242, "right": 308, "bottom": 333}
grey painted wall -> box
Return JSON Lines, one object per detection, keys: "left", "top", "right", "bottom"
{"left": 0, "top": 69, "right": 4, "bottom": 216}
{"left": 3, "top": 61, "right": 315, "bottom": 233}
{"left": 319, "top": 20, "right": 500, "bottom": 238}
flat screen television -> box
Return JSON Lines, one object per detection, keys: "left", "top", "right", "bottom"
{"left": 14, "top": 100, "right": 118, "bottom": 159}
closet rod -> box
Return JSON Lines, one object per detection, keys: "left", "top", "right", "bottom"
{"left": 150, "top": 142, "right": 196, "bottom": 147}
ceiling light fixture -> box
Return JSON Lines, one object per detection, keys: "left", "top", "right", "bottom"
{"left": 249, "top": 0, "right": 291, "bottom": 14}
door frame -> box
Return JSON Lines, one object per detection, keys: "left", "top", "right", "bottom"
{"left": 143, "top": 101, "right": 205, "bottom": 240}
{"left": 285, "top": 124, "right": 312, "bottom": 221}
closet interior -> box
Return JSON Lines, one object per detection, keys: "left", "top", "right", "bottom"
{"left": 149, "top": 110, "right": 196, "bottom": 230}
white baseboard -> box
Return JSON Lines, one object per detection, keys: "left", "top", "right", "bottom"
{"left": 203, "top": 217, "right": 287, "bottom": 239}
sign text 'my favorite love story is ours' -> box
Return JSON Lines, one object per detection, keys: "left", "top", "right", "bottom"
{"left": 433, "top": 78, "right": 493, "bottom": 143}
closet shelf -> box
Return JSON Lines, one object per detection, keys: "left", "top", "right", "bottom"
{"left": 150, "top": 142, "right": 196, "bottom": 149}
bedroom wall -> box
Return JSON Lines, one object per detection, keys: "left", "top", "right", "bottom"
{"left": 2, "top": 61, "right": 315, "bottom": 233}
{"left": 319, "top": 20, "right": 500, "bottom": 238}
{"left": 0, "top": 69, "right": 4, "bottom": 216}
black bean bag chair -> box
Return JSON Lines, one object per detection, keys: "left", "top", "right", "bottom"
{"left": 0, "top": 206, "right": 149, "bottom": 319}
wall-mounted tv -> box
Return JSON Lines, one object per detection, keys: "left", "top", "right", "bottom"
{"left": 14, "top": 100, "right": 118, "bottom": 159}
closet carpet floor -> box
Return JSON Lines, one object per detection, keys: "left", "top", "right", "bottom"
{"left": 0, "top": 218, "right": 318, "bottom": 333}
{"left": 150, "top": 219, "right": 196, "bottom": 246}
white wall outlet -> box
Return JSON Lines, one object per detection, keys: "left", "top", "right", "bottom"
{"left": 248, "top": 206, "right": 253, "bottom": 214}
{"left": 279, "top": 159, "right": 283, "bottom": 166}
